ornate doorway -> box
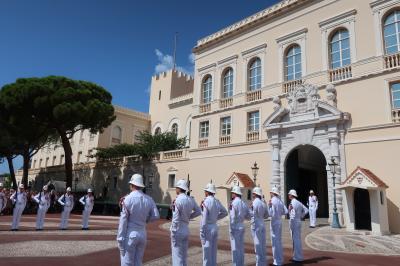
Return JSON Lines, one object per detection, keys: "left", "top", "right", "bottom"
{"left": 264, "top": 83, "right": 350, "bottom": 221}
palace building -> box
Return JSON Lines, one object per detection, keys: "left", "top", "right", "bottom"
{"left": 24, "top": 0, "right": 400, "bottom": 234}
{"left": 149, "top": 0, "right": 400, "bottom": 234}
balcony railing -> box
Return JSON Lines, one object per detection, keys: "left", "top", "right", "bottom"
{"left": 329, "top": 66, "right": 352, "bottom": 82}
{"left": 246, "top": 131, "right": 260, "bottom": 142}
{"left": 282, "top": 79, "right": 302, "bottom": 94}
{"left": 199, "top": 103, "right": 211, "bottom": 113}
{"left": 219, "top": 97, "right": 233, "bottom": 108}
{"left": 392, "top": 109, "right": 400, "bottom": 123}
{"left": 198, "top": 139, "right": 209, "bottom": 148}
{"left": 219, "top": 135, "right": 231, "bottom": 145}
{"left": 246, "top": 90, "right": 262, "bottom": 102}
{"left": 384, "top": 52, "right": 400, "bottom": 69}
{"left": 163, "top": 150, "right": 183, "bottom": 160}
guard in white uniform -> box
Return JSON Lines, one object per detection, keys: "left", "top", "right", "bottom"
{"left": 229, "top": 185, "right": 251, "bottom": 266}
{"left": 11, "top": 184, "right": 27, "bottom": 231}
{"left": 268, "top": 186, "right": 287, "bottom": 266}
{"left": 33, "top": 185, "right": 51, "bottom": 230}
{"left": 200, "top": 182, "right": 228, "bottom": 266}
{"left": 307, "top": 190, "right": 318, "bottom": 228}
{"left": 79, "top": 188, "right": 94, "bottom": 230}
{"left": 117, "top": 174, "right": 160, "bottom": 266}
{"left": 288, "top": 189, "right": 309, "bottom": 262}
{"left": 250, "top": 187, "right": 268, "bottom": 266}
{"left": 58, "top": 187, "right": 74, "bottom": 230}
{"left": 0, "top": 183, "right": 7, "bottom": 214}
{"left": 171, "top": 179, "right": 201, "bottom": 266}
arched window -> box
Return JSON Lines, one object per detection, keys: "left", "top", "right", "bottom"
{"left": 154, "top": 127, "right": 162, "bottom": 135}
{"left": 248, "top": 58, "right": 262, "bottom": 91}
{"left": 222, "top": 68, "right": 234, "bottom": 98}
{"left": 330, "top": 29, "right": 350, "bottom": 69}
{"left": 202, "top": 76, "right": 212, "bottom": 103}
{"left": 384, "top": 10, "right": 400, "bottom": 54}
{"left": 111, "top": 126, "right": 122, "bottom": 144}
{"left": 285, "top": 45, "right": 302, "bottom": 81}
{"left": 171, "top": 123, "right": 178, "bottom": 135}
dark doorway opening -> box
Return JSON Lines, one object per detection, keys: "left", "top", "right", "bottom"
{"left": 354, "top": 188, "right": 371, "bottom": 230}
{"left": 285, "top": 145, "right": 329, "bottom": 218}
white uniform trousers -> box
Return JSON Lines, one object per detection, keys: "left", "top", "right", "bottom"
{"left": 120, "top": 229, "right": 147, "bottom": 266}
{"left": 251, "top": 223, "right": 267, "bottom": 266}
{"left": 309, "top": 206, "right": 317, "bottom": 227}
{"left": 60, "top": 206, "right": 73, "bottom": 229}
{"left": 270, "top": 221, "right": 284, "bottom": 266}
{"left": 171, "top": 225, "right": 190, "bottom": 266}
{"left": 202, "top": 223, "right": 218, "bottom": 266}
{"left": 11, "top": 204, "right": 25, "bottom": 230}
{"left": 230, "top": 225, "right": 245, "bottom": 266}
{"left": 289, "top": 220, "right": 303, "bottom": 261}
{"left": 82, "top": 207, "right": 93, "bottom": 228}
{"left": 36, "top": 205, "right": 49, "bottom": 229}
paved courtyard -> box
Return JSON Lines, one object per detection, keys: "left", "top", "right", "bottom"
{"left": 0, "top": 214, "right": 399, "bottom": 265}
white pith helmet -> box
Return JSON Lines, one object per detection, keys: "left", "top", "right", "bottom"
{"left": 43, "top": 185, "right": 48, "bottom": 191}
{"left": 270, "top": 186, "right": 280, "bottom": 196}
{"left": 175, "top": 179, "right": 188, "bottom": 191}
{"left": 66, "top": 187, "right": 72, "bottom": 192}
{"left": 288, "top": 189, "right": 298, "bottom": 198}
{"left": 0, "top": 183, "right": 3, "bottom": 187}
{"left": 129, "top": 174, "right": 145, "bottom": 188}
{"left": 204, "top": 183, "right": 216, "bottom": 194}
{"left": 231, "top": 185, "right": 242, "bottom": 196}
{"left": 19, "top": 184, "right": 24, "bottom": 189}
{"left": 252, "top": 187, "right": 263, "bottom": 197}
{"left": 310, "top": 190, "right": 314, "bottom": 194}
{"left": 87, "top": 188, "right": 93, "bottom": 193}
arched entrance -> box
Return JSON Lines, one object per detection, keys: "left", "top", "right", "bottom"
{"left": 354, "top": 188, "right": 371, "bottom": 230}
{"left": 285, "top": 145, "right": 329, "bottom": 217}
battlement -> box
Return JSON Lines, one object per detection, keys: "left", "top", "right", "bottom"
{"left": 152, "top": 69, "right": 194, "bottom": 82}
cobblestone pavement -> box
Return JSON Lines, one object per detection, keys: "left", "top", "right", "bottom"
{"left": 1, "top": 214, "right": 399, "bottom": 266}
{"left": 306, "top": 226, "right": 400, "bottom": 255}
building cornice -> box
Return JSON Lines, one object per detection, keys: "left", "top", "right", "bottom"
{"left": 113, "top": 105, "right": 150, "bottom": 121}
{"left": 241, "top": 43, "right": 268, "bottom": 56}
{"left": 318, "top": 9, "right": 357, "bottom": 29}
{"left": 193, "top": 0, "right": 311, "bottom": 53}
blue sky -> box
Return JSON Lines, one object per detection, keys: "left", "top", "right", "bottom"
{"left": 0, "top": 0, "right": 279, "bottom": 173}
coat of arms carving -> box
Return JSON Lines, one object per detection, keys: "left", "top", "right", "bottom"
{"left": 287, "top": 83, "right": 320, "bottom": 114}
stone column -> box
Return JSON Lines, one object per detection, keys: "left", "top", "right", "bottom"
{"left": 270, "top": 139, "right": 281, "bottom": 191}
{"left": 329, "top": 135, "right": 343, "bottom": 223}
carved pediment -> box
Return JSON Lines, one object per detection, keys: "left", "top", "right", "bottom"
{"left": 264, "top": 83, "right": 348, "bottom": 129}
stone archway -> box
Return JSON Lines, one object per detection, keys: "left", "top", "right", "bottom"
{"left": 264, "top": 83, "right": 350, "bottom": 222}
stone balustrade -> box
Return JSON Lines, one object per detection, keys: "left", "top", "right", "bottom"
{"left": 329, "top": 66, "right": 352, "bottom": 82}
{"left": 247, "top": 131, "right": 260, "bottom": 142}
{"left": 219, "top": 135, "right": 231, "bottom": 145}
{"left": 384, "top": 52, "right": 400, "bottom": 69}
{"left": 282, "top": 79, "right": 302, "bottom": 94}
{"left": 199, "top": 103, "right": 211, "bottom": 113}
{"left": 219, "top": 97, "right": 233, "bottom": 108}
{"left": 246, "top": 90, "right": 262, "bottom": 102}
{"left": 392, "top": 109, "right": 400, "bottom": 123}
{"left": 162, "top": 150, "right": 183, "bottom": 160}
{"left": 198, "top": 139, "right": 209, "bottom": 148}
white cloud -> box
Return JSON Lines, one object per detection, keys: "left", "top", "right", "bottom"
{"left": 153, "top": 49, "right": 194, "bottom": 76}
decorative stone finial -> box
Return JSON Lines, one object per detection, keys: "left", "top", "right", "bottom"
{"left": 272, "top": 96, "right": 281, "bottom": 111}
{"left": 326, "top": 83, "right": 337, "bottom": 107}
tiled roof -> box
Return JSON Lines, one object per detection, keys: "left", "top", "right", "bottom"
{"left": 226, "top": 172, "right": 255, "bottom": 188}
{"left": 342, "top": 166, "right": 389, "bottom": 188}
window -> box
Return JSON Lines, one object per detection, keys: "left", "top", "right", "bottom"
{"left": 248, "top": 111, "right": 260, "bottom": 132}
{"left": 171, "top": 123, "right": 178, "bottom": 135}
{"left": 52, "top": 156, "right": 57, "bottom": 166}
{"left": 89, "top": 133, "right": 95, "bottom": 141}
{"left": 222, "top": 68, "right": 234, "bottom": 98}
{"left": 79, "top": 130, "right": 84, "bottom": 142}
{"left": 111, "top": 126, "right": 122, "bottom": 144}
{"left": 154, "top": 127, "right": 161, "bottom": 135}
{"left": 285, "top": 45, "right": 302, "bottom": 81}
{"left": 33, "top": 160, "right": 36, "bottom": 169}
{"left": 330, "top": 29, "right": 351, "bottom": 69}
{"left": 45, "top": 157, "right": 49, "bottom": 167}
{"left": 220, "top": 116, "right": 232, "bottom": 136}
{"left": 384, "top": 11, "right": 400, "bottom": 55}
{"left": 77, "top": 151, "right": 82, "bottom": 163}
{"left": 168, "top": 174, "right": 176, "bottom": 188}
{"left": 202, "top": 76, "right": 212, "bottom": 103}
{"left": 87, "top": 150, "right": 93, "bottom": 161}
{"left": 391, "top": 82, "right": 400, "bottom": 109}
{"left": 159, "top": 90, "right": 162, "bottom": 100}
{"left": 39, "top": 159, "right": 43, "bottom": 168}
{"left": 199, "top": 121, "right": 210, "bottom": 139}
{"left": 248, "top": 58, "right": 262, "bottom": 91}
{"left": 60, "top": 155, "right": 64, "bottom": 165}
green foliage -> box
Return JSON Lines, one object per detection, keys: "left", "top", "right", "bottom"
{"left": 95, "top": 131, "right": 186, "bottom": 160}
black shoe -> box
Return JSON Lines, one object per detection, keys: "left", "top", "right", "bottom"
{"left": 290, "top": 259, "right": 303, "bottom": 263}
